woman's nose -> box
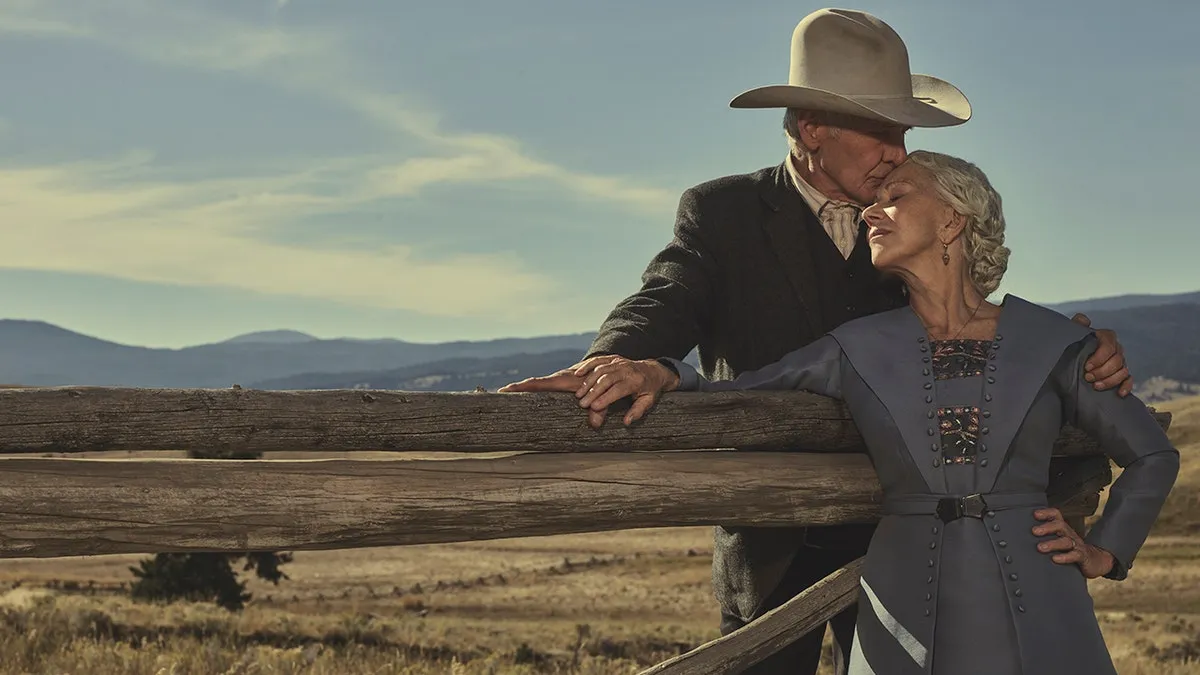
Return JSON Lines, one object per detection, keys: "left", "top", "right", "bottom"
{"left": 862, "top": 203, "right": 883, "bottom": 224}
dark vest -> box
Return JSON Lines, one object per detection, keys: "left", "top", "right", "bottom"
{"left": 805, "top": 217, "right": 905, "bottom": 334}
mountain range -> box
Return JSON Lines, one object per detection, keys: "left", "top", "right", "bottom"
{"left": 0, "top": 291, "right": 1196, "bottom": 395}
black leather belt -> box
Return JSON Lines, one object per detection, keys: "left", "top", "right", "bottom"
{"left": 882, "top": 492, "right": 1047, "bottom": 522}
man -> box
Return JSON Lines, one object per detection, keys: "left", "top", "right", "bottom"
{"left": 501, "top": 9, "right": 1132, "bottom": 674}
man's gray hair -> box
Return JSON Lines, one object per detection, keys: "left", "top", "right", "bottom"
{"left": 904, "top": 150, "right": 1011, "bottom": 297}
{"left": 783, "top": 108, "right": 841, "bottom": 160}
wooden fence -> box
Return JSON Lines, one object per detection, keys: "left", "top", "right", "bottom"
{"left": 0, "top": 386, "right": 1170, "bottom": 674}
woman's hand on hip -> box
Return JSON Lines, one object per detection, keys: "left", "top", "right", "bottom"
{"left": 572, "top": 356, "right": 680, "bottom": 428}
{"left": 1031, "top": 507, "right": 1115, "bottom": 579}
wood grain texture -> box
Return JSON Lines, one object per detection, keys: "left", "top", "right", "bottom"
{"left": 0, "top": 387, "right": 1171, "bottom": 455}
{"left": 0, "top": 453, "right": 1106, "bottom": 559}
{"left": 639, "top": 558, "right": 864, "bottom": 675}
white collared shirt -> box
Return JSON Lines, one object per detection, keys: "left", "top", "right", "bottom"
{"left": 784, "top": 153, "right": 863, "bottom": 259}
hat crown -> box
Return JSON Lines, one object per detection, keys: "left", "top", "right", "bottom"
{"left": 788, "top": 8, "right": 914, "bottom": 97}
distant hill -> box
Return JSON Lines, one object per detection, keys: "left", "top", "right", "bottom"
{"left": 221, "top": 330, "right": 318, "bottom": 345}
{"left": 252, "top": 301, "right": 1200, "bottom": 393}
{"left": 0, "top": 289, "right": 1195, "bottom": 390}
{"left": 251, "top": 349, "right": 587, "bottom": 392}
{"left": 1077, "top": 303, "right": 1200, "bottom": 387}
{"left": 0, "top": 319, "right": 597, "bottom": 388}
{"left": 1047, "top": 290, "right": 1200, "bottom": 316}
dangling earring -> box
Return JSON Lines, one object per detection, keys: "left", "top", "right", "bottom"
{"left": 942, "top": 242, "right": 950, "bottom": 266}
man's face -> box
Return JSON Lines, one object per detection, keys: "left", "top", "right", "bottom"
{"left": 811, "top": 117, "right": 909, "bottom": 206}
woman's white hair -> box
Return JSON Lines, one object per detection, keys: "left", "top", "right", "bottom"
{"left": 904, "top": 150, "right": 1011, "bottom": 296}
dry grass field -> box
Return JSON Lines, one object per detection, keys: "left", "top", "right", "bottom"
{"left": 0, "top": 396, "right": 1196, "bottom": 674}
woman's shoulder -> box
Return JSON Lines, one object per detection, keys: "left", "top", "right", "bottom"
{"left": 997, "top": 295, "right": 1093, "bottom": 344}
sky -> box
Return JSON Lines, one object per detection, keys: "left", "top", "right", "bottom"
{"left": 0, "top": 0, "right": 1196, "bottom": 348}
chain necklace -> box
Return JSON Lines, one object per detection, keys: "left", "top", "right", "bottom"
{"left": 924, "top": 300, "right": 983, "bottom": 342}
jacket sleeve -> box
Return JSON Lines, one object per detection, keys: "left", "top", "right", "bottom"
{"left": 658, "top": 334, "right": 844, "bottom": 399}
{"left": 585, "top": 187, "right": 716, "bottom": 361}
{"left": 1059, "top": 334, "right": 1180, "bottom": 580}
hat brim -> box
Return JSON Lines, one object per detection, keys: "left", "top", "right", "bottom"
{"left": 729, "top": 74, "right": 971, "bottom": 128}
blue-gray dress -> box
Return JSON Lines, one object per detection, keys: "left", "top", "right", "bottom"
{"left": 662, "top": 295, "right": 1179, "bottom": 674}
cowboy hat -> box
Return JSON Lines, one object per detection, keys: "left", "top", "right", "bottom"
{"left": 730, "top": 8, "right": 971, "bottom": 128}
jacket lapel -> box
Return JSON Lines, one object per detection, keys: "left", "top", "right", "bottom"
{"left": 757, "top": 163, "right": 825, "bottom": 335}
{"left": 830, "top": 307, "right": 944, "bottom": 492}
{"left": 973, "top": 296, "right": 1092, "bottom": 492}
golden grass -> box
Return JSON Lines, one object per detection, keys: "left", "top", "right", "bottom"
{"left": 0, "top": 396, "right": 1197, "bottom": 673}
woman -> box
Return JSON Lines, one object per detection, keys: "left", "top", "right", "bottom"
{"left": 554, "top": 151, "right": 1179, "bottom": 674}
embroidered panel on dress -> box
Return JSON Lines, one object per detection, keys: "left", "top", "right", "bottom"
{"left": 930, "top": 339, "right": 989, "bottom": 380}
{"left": 938, "top": 405, "right": 981, "bottom": 464}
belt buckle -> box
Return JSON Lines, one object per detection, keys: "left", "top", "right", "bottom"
{"left": 936, "top": 493, "right": 988, "bottom": 522}
{"left": 961, "top": 493, "right": 987, "bottom": 518}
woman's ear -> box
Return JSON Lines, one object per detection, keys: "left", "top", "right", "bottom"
{"left": 942, "top": 209, "right": 967, "bottom": 244}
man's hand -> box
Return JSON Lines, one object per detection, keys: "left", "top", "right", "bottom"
{"left": 497, "top": 355, "right": 623, "bottom": 394}
{"left": 571, "top": 356, "right": 680, "bottom": 429}
{"left": 1071, "top": 313, "right": 1133, "bottom": 397}
{"left": 1032, "top": 507, "right": 1115, "bottom": 579}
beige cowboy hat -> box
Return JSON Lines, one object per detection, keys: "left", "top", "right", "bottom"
{"left": 730, "top": 8, "right": 971, "bottom": 128}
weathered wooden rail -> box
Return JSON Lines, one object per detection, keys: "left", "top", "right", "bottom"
{"left": 0, "top": 386, "right": 1169, "bottom": 674}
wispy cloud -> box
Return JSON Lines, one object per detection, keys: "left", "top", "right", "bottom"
{"left": 0, "top": 155, "right": 555, "bottom": 316}
{"left": 0, "top": 0, "right": 678, "bottom": 317}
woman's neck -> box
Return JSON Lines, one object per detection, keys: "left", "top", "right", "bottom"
{"left": 898, "top": 264, "right": 995, "bottom": 340}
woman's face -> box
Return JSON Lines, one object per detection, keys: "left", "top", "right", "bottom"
{"left": 862, "top": 162, "right": 956, "bottom": 275}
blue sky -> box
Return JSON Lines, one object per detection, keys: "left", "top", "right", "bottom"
{"left": 0, "top": 0, "right": 1195, "bottom": 348}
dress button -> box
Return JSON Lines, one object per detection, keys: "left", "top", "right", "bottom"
{"left": 923, "top": 356, "right": 931, "bottom": 363}
{"left": 926, "top": 395, "right": 934, "bottom": 403}
{"left": 924, "top": 383, "right": 933, "bottom": 390}
{"left": 927, "top": 576, "right": 934, "bottom": 584}
{"left": 984, "top": 394, "right": 993, "bottom": 402}
{"left": 931, "top": 444, "right": 939, "bottom": 452}
{"left": 928, "top": 559, "right": 935, "bottom": 567}
{"left": 932, "top": 458, "right": 941, "bottom": 467}
{"left": 982, "top": 411, "right": 991, "bottom": 418}
{"left": 1017, "top": 605, "right": 1026, "bottom": 613}
{"left": 980, "top": 459, "right": 989, "bottom": 467}
{"left": 1004, "top": 555, "right": 1013, "bottom": 563}
{"left": 992, "top": 343, "right": 1000, "bottom": 350}
{"left": 987, "top": 377, "right": 996, "bottom": 384}
{"left": 924, "top": 609, "right": 931, "bottom": 616}
{"left": 992, "top": 524, "right": 1001, "bottom": 532}
{"left": 998, "top": 540, "right": 1008, "bottom": 548}
{"left": 928, "top": 410, "right": 935, "bottom": 419}
{"left": 986, "top": 511, "right": 996, "bottom": 518}
{"left": 929, "top": 541, "right": 937, "bottom": 550}
{"left": 980, "top": 444, "right": 988, "bottom": 452}
{"left": 988, "top": 365, "right": 997, "bottom": 372}
{"left": 927, "top": 428, "right": 935, "bottom": 436}
{"left": 982, "top": 427, "right": 990, "bottom": 435}
{"left": 923, "top": 368, "right": 931, "bottom": 376}
{"left": 1010, "top": 573, "right": 1019, "bottom": 581}
{"left": 925, "top": 593, "right": 932, "bottom": 601}
{"left": 996, "top": 334, "right": 1003, "bottom": 341}
{"left": 1014, "top": 589, "right": 1023, "bottom": 597}
{"left": 920, "top": 345, "right": 928, "bottom": 352}
{"left": 918, "top": 337, "right": 926, "bottom": 343}
{"left": 931, "top": 527, "right": 939, "bottom": 535}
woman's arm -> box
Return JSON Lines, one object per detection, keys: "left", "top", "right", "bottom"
{"left": 659, "top": 334, "right": 845, "bottom": 399}
{"left": 570, "top": 334, "right": 845, "bottom": 428}
{"left": 1056, "top": 334, "right": 1180, "bottom": 579}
